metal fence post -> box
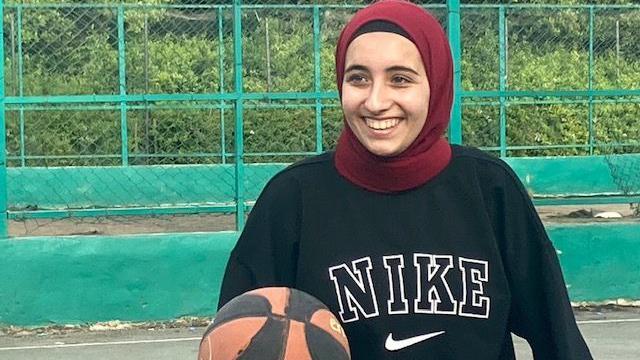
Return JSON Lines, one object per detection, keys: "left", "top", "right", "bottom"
{"left": 17, "top": 5, "right": 25, "bottom": 167}
{"left": 313, "top": 5, "right": 323, "bottom": 154}
{"left": 588, "top": 6, "right": 595, "bottom": 155}
{"left": 447, "top": 0, "right": 463, "bottom": 145}
{"left": 234, "top": 0, "right": 245, "bottom": 230}
{"left": 117, "top": 4, "right": 129, "bottom": 166}
{"left": 218, "top": 6, "right": 227, "bottom": 164}
{"left": 499, "top": 6, "right": 507, "bottom": 157}
{"left": 0, "top": 0, "right": 8, "bottom": 237}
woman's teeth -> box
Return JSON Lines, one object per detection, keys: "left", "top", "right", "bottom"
{"left": 365, "top": 118, "right": 400, "bottom": 130}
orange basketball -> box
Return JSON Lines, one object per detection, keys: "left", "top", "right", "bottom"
{"left": 198, "top": 287, "right": 350, "bottom": 360}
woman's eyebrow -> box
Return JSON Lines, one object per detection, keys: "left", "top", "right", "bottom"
{"left": 385, "top": 66, "right": 420, "bottom": 75}
{"left": 344, "top": 64, "right": 420, "bottom": 76}
{"left": 344, "top": 64, "right": 369, "bottom": 73}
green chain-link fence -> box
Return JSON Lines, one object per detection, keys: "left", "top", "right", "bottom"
{"left": 1, "top": 0, "right": 639, "bottom": 236}
{"left": 460, "top": 3, "right": 640, "bottom": 157}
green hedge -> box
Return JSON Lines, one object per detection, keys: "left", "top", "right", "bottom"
{"left": 3, "top": 1, "right": 639, "bottom": 165}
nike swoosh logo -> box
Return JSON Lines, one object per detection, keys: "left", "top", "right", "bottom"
{"left": 385, "top": 331, "right": 446, "bottom": 351}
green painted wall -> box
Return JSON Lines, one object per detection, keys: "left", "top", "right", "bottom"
{"left": 505, "top": 155, "right": 627, "bottom": 197}
{"left": 7, "top": 164, "right": 287, "bottom": 209}
{"left": 1, "top": 223, "right": 638, "bottom": 327}
{"left": 0, "top": 232, "right": 237, "bottom": 326}
{"left": 548, "top": 223, "right": 640, "bottom": 301}
{"left": 8, "top": 155, "right": 639, "bottom": 211}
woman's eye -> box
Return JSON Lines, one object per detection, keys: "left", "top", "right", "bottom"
{"left": 391, "top": 76, "right": 411, "bottom": 85}
{"left": 346, "top": 74, "right": 368, "bottom": 85}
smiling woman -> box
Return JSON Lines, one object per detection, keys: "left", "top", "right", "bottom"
{"left": 215, "top": 1, "right": 593, "bottom": 359}
{"left": 341, "top": 30, "right": 430, "bottom": 157}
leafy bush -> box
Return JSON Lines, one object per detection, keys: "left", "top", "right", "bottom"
{"left": 3, "top": 1, "right": 639, "bottom": 166}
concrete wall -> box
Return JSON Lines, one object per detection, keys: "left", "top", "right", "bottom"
{"left": 8, "top": 155, "right": 640, "bottom": 211}
{"left": 1, "top": 224, "right": 639, "bottom": 327}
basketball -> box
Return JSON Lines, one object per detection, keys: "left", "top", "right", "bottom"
{"left": 198, "top": 287, "right": 351, "bottom": 360}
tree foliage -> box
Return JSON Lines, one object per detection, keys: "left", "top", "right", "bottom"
{"left": 2, "top": 1, "right": 639, "bottom": 166}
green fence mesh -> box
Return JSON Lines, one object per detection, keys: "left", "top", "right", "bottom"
{"left": 1, "top": 1, "right": 639, "bottom": 236}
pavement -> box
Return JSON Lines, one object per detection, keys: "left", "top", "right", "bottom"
{"left": 1, "top": 308, "right": 639, "bottom": 359}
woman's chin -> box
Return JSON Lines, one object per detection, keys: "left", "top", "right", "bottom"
{"left": 364, "top": 143, "right": 402, "bottom": 157}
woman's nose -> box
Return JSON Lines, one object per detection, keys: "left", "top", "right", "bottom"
{"left": 364, "top": 83, "right": 392, "bottom": 113}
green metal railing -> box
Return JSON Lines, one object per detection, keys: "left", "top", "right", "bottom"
{"left": 1, "top": 1, "right": 639, "bottom": 236}
{"left": 0, "top": 1, "right": 7, "bottom": 236}
{"left": 459, "top": 3, "right": 640, "bottom": 156}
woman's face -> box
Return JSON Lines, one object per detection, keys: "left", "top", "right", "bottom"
{"left": 341, "top": 32, "right": 430, "bottom": 157}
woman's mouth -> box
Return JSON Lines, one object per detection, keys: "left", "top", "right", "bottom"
{"left": 364, "top": 117, "right": 401, "bottom": 130}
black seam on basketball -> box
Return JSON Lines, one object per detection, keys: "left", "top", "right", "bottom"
{"left": 235, "top": 316, "right": 288, "bottom": 360}
{"left": 283, "top": 287, "right": 291, "bottom": 320}
{"left": 288, "top": 288, "right": 326, "bottom": 323}
{"left": 305, "top": 322, "right": 350, "bottom": 360}
{"left": 210, "top": 295, "right": 273, "bottom": 330}
{"left": 279, "top": 317, "right": 290, "bottom": 360}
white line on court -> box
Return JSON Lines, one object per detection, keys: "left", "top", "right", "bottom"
{"left": 2, "top": 318, "right": 640, "bottom": 352}
{"left": 0, "top": 337, "right": 200, "bottom": 351}
{"left": 577, "top": 318, "right": 640, "bottom": 325}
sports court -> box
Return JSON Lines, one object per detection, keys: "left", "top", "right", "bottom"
{"left": 2, "top": 308, "right": 640, "bottom": 359}
{"left": 1, "top": 0, "right": 639, "bottom": 359}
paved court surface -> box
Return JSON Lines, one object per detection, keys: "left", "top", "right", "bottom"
{"left": 1, "top": 308, "right": 639, "bottom": 359}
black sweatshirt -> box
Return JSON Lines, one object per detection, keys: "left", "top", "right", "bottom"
{"left": 218, "top": 145, "right": 592, "bottom": 360}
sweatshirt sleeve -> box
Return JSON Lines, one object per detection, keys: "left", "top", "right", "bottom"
{"left": 217, "top": 173, "right": 301, "bottom": 309}
{"left": 496, "top": 167, "right": 592, "bottom": 359}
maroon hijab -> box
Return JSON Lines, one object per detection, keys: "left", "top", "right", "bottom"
{"left": 334, "top": 0, "right": 453, "bottom": 193}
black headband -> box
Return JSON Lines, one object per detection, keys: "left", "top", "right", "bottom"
{"left": 352, "top": 20, "right": 411, "bottom": 42}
